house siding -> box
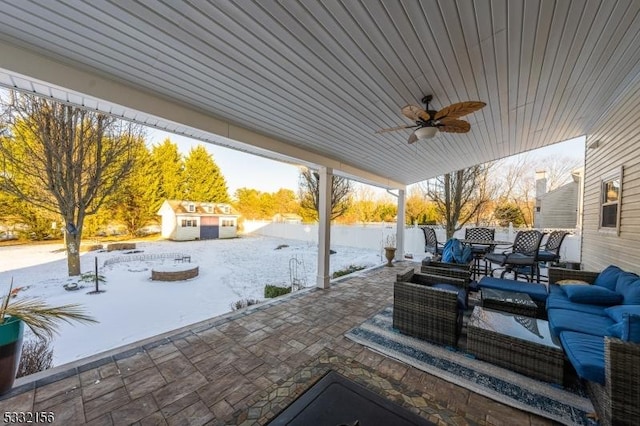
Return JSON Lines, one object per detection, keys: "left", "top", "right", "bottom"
{"left": 582, "top": 77, "right": 640, "bottom": 274}
{"left": 536, "top": 183, "right": 579, "bottom": 228}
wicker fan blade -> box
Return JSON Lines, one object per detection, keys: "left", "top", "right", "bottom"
{"left": 408, "top": 131, "right": 418, "bottom": 144}
{"left": 401, "top": 105, "right": 431, "bottom": 122}
{"left": 438, "top": 118, "right": 471, "bottom": 133}
{"left": 375, "top": 124, "right": 417, "bottom": 134}
{"left": 434, "top": 101, "right": 486, "bottom": 120}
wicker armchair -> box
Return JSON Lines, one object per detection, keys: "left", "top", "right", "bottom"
{"left": 393, "top": 269, "right": 467, "bottom": 347}
{"left": 420, "top": 258, "right": 472, "bottom": 279}
{"left": 587, "top": 337, "right": 640, "bottom": 426}
{"left": 420, "top": 258, "right": 473, "bottom": 301}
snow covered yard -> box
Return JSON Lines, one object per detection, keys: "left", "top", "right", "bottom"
{"left": 0, "top": 235, "right": 381, "bottom": 366}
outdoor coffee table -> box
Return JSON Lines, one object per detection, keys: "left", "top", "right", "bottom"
{"left": 480, "top": 288, "right": 538, "bottom": 317}
{"left": 467, "top": 306, "right": 564, "bottom": 384}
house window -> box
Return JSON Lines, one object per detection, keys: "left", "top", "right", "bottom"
{"left": 600, "top": 168, "right": 622, "bottom": 233}
{"left": 181, "top": 219, "right": 197, "bottom": 227}
{"left": 188, "top": 204, "right": 195, "bottom": 213}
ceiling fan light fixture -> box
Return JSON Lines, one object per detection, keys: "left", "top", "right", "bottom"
{"left": 414, "top": 126, "right": 438, "bottom": 140}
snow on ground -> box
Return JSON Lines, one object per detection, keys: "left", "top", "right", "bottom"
{"left": 0, "top": 235, "right": 381, "bottom": 366}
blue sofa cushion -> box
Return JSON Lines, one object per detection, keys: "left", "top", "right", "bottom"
{"left": 562, "top": 285, "right": 623, "bottom": 305}
{"left": 593, "top": 265, "right": 624, "bottom": 291}
{"left": 546, "top": 291, "right": 608, "bottom": 315}
{"left": 559, "top": 331, "right": 605, "bottom": 384}
{"left": 621, "top": 314, "right": 640, "bottom": 342}
{"left": 605, "top": 305, "right": 640, "bottom": 322}
{"left": 432, "top": 283, "right": 467, "bottom": 310}
{"left": 478, "top": 277, "right": 548, "bottom": 303}
{"left": 548, "top": 308, "right": 615, "bottom": 338}
{"left": 615, "top": 272, "right": 640, "bottom": 304}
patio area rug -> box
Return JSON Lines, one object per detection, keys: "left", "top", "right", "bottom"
{"left": 345, "top": 306, "right": 596, "bottom": 426}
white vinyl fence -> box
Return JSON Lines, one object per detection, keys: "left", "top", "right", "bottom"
{"left": 243, "top": 221, "right": 581, "bottom": 263}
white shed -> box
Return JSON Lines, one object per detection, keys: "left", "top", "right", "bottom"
{"left": 158, "top": 200, "right": 239, "bottom": 241}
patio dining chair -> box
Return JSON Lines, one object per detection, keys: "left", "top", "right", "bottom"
{"left": 421, "top": 227, "right": 444, "bottom": 256}
{"left": 537, "top": 230, "right": 569, "bottom": 264}
{"left": 536, "top": 230, "right": 569, "bottom": 282}
{"left": 464, "top": 227, "right": 495, "bottom": 278}
{"left": 484, "top": 230, "right": 544, "bottom": 282}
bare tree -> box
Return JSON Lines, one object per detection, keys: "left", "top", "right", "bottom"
{"left": 536, "top": 155, "right": 582, "bottom": 191}
{"left": 491, "top": 154, "right": 582, "bottom": 226}
{"left": 422, "top": 164, "right": 493, "bottom": 239}
{"left": 298, "top": 168, "right": 352, "bottom": 220}
{"left": 0, "top": 92, "right": 144, "bottom": 275}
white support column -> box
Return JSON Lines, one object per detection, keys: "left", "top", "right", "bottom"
{"left": 396, "top": 188, "right": 406, "bottom": 261}
{"left": 316, "top": 167, "right": 332, "bottom": 289}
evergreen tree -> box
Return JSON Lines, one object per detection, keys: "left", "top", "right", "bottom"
{"left": 149, "top": 139, "right": 184, "bottom": 207}
{"left": 183, "top": 145, "right": 229, "bottom": 202}
{"left": 109, "top": 141, "right": 159, "bottom": 235}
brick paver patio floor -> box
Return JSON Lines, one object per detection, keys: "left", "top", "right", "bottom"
{"left": 0, "top": 262, "right": 556, "bottom": 425}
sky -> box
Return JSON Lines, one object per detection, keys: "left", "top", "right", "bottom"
{"left": 147, "top": 129, "right": 301, "bottom": 196}
{"left": 147, "top": 128, "right": 586, "bottom": 196}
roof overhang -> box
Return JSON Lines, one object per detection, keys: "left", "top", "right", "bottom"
{"left": 0, "top": 1, "right": 638, "bottom": 188}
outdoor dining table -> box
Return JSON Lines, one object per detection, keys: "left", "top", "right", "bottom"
{"left": 459, "top": 239, "right": 512, "bottom": 278}
{"left": 459, "top": 239, "right": 512, "bottom": 246}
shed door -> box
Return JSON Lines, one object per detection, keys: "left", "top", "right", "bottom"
{"left": 200, "top": 216, "right": 219, "bottom": 239}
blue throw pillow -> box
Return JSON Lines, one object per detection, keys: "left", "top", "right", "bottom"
{"left": 615, "top": 272, "right": 640, "bottom": 304}
{"left": 593, "top": 265, "right": 624, "bottom": 290}
{"left": 562, "top": 285, "right": 623, "bottom": 305}
{"left": 605, "top": 305, "right": 640, "bottom": 322}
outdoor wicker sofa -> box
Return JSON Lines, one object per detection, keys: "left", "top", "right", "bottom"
{"left": 393, "top": 269, "right": 467, "bottom": 347}
{"left": 547, "top": 267, "right": 640, "bottom": 426}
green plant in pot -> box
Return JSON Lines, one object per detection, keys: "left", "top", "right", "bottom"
{"left": 0, "top": 280, "right": 96, "bottom": 394}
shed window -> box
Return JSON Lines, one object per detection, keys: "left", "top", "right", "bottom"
{"left": 181, "top": 219, "right": 197, "bottom": 227}
{"left": 188, "top": 204, "right": 195, "bottom": 212}
{"left": 600, "top": 168, "right": 622, "bottom": 233}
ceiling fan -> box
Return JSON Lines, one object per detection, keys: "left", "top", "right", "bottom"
{"left": 376, "top": 95, "right": 486, "bottom": 144}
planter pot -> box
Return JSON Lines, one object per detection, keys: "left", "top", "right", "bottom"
{"left": 384, "top": 247, "right": 396, "bottom": 267}
{"left": 0, "top": 316, "right": 24, "bottom": 394}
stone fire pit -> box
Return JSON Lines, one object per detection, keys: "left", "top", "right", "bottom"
{"left": 151, "top": 264, "right": 199, "bottom": 281}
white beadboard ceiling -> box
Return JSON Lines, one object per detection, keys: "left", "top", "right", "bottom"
{"left": 0, "top": 0, "right": 639, "bottom": 187}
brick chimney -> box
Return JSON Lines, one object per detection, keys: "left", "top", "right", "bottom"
{"left": 534, "top": 170, "right": 547, "bottom": 227}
